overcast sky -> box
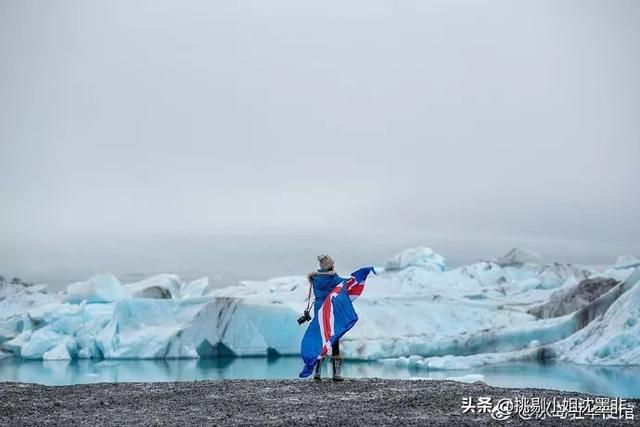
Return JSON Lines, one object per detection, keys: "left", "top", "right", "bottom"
{"left": 1, "top": 0, "right": 639, "bottom": 283}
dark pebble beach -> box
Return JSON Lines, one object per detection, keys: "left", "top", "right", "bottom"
{"left": 1, "top": 379, "right": 638, "bottom": 426}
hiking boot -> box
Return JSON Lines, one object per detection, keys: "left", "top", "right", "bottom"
{"left": 313, "top": 359, "right": 323, "bottom": 381}
{"left": 331, "top": 356, "right": 344, "bottom": 382}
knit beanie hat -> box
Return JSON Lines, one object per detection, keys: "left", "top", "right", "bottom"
{"left": 317, "top": 254, "right": 335, "bottom": 270}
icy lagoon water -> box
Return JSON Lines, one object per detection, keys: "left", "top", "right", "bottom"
{"left": 0, "top": 358, "right": 638, "bottom": 398}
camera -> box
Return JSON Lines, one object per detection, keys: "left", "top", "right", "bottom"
{"left": 297, "top": 310, "right": 311, "bottom": 325}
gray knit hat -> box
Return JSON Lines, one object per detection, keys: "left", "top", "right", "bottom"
{"left": 317, "top": 254, "right": 335, "bottom": 270}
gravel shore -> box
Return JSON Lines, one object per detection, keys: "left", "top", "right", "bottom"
{"left": 1, "top": 379, "right": 638, "bottom": 426}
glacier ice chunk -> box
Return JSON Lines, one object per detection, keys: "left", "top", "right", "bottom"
{"left": 384, "top": 247, "right": 446, "bottom": 272}
{"left": 494, "top": 248, "right": 545, "bottom": 267}
{"left": 180, "top": 277, "right": 211, "bottom": 299}
{"left": 42, "top": 338, "right": 74, "bottom": 360}
{"left": 554, "top": 270, "right": 640, "bottom": 365}
{"left": 125, "top": 274, "right": 182, "bottom": 299}
{"left": 528, "top": 277, "right": 619, "bottom": 319}
{"left": 20, "top": 326, "right": 67, "bottom": 359}
{"left": 615, "top": 255, "right": 640, "bottom": 270}
{"left": 65, "top": 273, "right": 130, "bottom": 303}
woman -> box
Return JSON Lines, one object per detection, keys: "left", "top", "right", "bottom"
{"left": 305, "top": 254, "right": 348, "bottom": 381}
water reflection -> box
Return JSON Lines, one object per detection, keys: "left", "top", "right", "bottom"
{"left": 0, "top": 357, "right": 638, "bottom": 398}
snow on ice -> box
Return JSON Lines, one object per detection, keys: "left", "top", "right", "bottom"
{"left": 0, "top": 248, "right": 639, "bottom": 369}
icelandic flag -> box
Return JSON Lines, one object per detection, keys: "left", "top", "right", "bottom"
{"left": 299, "top": 266, "right": 376, "bottom": 378}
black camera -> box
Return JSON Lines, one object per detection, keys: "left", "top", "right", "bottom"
{"left": 297, "top": 310, "right": 311, "bottom": 325}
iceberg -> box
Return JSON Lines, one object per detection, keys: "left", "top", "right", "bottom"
{"left": 553, "top": 269, "right": 640, "bottom": 365}
{"left": 493, "top": 247, "right": 545, "bottom": 267}
{"left": 65, "top": 273, "right": 130, "bottom": 303}
{"left": 179, "top": 277, "right": 211, "bottom": 299}
{"left": 125, "top": 274, "right": 182, "bottom": 299}
{"left": 384, "top": 246, "right": 446, "bottom": 272}
{"left": 0, "top": 248, "right": 638, "bottom": 369}
{"left": 527, "top": 277, "right": 619, "bottom": 319}
{"left": 615, "top": 255, "right": 640, "bottom": 270}
{"left": 0, "top": 277, "right": 56, "bottom": 321}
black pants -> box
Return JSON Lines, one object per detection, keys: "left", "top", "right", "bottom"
{"left": 331, "top": 340, "right": 340, "bottom": 356}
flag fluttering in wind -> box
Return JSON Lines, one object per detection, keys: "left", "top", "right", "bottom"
{"left": 299, "top": 267, "right": 376, "bottom": 378}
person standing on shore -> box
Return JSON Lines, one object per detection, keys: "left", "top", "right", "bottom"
{"left": 305, "top": 254, "right": 348, "bottom": 381}
{"left": 299, "top": 255, "right": 375, "bottom": 381}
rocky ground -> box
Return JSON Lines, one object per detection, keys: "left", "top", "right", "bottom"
{"left": 1, "top": 379, "right": 638, "bottom": 426}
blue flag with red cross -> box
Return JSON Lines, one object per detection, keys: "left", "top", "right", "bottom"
{"left": 299, "top": 267, "right": 376, "bottom": 378}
